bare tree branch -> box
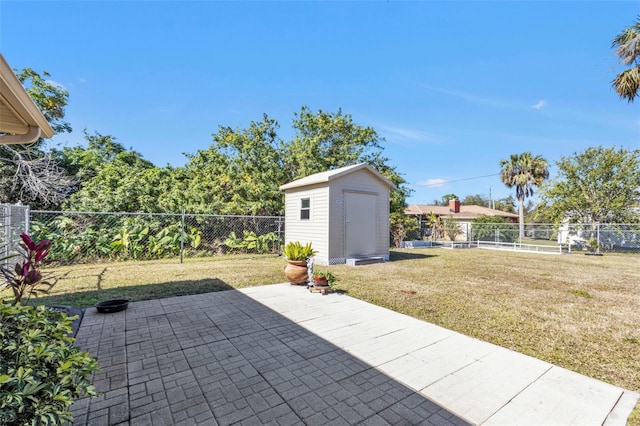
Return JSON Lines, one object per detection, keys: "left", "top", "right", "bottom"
{"left": 0, "top": 145, "right": 76, "bottom": 207}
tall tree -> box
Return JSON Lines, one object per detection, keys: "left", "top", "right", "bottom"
{"left": 284, "top": 106, "right": 383, "bottom": 180}
{"left": 16, "top": 68, "right": 72, "bottom": 136}
{"left": 462, "top": 194, "right": 487, "bottom": 207}
{"left": 439, "top": 194, "right": 458, "bottom": 206}
{"left": 283, "top": 106, "right": 410, "bottom": 213}
{"left": 494, "top": 195, "right": 516, "bottom": 213}
{"left": 499, "top": 152, "right": 549, "bottom": 241}
{"left": 611, "top": 16, "right": 640, "bottom": 102}
{"left": 0, "top": 68, "right": 74, "bottom": 208}
{"left": 540, "top": 146, "right": 640, "bottom": 224}
{"left": 181, "top": 115, "right": 286, "bottom": 215}
{"left": 62, "top": 133, "right": 158, "bottom": 212}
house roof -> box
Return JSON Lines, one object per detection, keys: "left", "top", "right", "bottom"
{"left": 405, "top": 204, "right": 519, "bottom": 220}
{"left": 279, "top": 163, "right": 397, "bottom": 191}
{"left": 0, "top": 54, "right": 54, "bottom": 144}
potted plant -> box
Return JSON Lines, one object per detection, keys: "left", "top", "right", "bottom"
{"left": 283, "top": 241, "right": 316, "bottom": 284}
{"left": 312, "top": 270, "right": 337, "bottom": 288}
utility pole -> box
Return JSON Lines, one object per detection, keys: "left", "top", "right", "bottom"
{"left": 488, "top": 186, "right": 493, "bottom": 209}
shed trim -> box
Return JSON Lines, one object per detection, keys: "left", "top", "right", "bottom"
{"left": 279, "top": 163, "right": 396, "bottom": 191}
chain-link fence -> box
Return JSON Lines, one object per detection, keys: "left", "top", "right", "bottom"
{"left": 29, "top": 210, "right": 284, "bottom": 264}
{"left": 1, "top": 204, "right": 30, "bottom": 267}
{"left": 15, "top": 207, "right": 640, "bottom": 263}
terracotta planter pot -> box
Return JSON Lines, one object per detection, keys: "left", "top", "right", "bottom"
{"left": 313, "top": 277, "right": 329, "bottom": 287}
{"left": 284, "top": 260, "right": 308, "bottom": 284}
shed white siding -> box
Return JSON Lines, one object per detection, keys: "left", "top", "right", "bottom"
{"left": 283, "top": 184, "right": 331, "bottom": 264}
{"left": 327, "top": 169, "right": 391, "bottom": 264}
{"left": 280, "top": 163, "right": 395, "bottom": 265}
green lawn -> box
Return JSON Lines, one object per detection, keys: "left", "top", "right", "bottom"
{"left": 5, "top": 249, "right": 639, "bottom": 424}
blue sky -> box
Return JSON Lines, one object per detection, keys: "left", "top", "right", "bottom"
{"left": 2, "top": 1, "right": 639, "bottom": 206}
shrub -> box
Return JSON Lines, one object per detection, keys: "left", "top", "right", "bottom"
{"left": 471, "top": 215, "right": 516, "bottom": 242}
{"left": 390, "top": 213, "right": 419, "bottom": 248}
{"left": 1, "top": 234, "right": 56, "bottom": 305}
{"left": 0, "top": 303, "right": 98, "bottom": 425}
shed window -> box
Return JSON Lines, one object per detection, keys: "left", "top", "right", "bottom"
{"left": 300, "top": 198, "right": 310, "bottom": 220}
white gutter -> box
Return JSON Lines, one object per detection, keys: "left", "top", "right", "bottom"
{"left": 0, "top": 126, "right": 42, "bottom": 144}
{"left": 0, "top": 54, "right": 54, "bottom": 144}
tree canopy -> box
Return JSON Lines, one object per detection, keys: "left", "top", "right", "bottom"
{"left": 9, "top": 67, "right": 410, "bottom": 217}
{"left": 0, "top": 68, "right": 74, "bottom": 208}
{"left": 540, "top": 146, "right": 640, "bottom": 224}
{"left": 611, "top": 16, "right": 640, "bottom": 102}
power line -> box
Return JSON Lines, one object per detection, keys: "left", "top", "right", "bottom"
{"left": 422, "top": 173, "right": 500, "bottom": 187}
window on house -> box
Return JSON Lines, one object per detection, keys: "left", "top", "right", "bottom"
{"left": 300, "top": 198, "right": 310, "bottom": 220}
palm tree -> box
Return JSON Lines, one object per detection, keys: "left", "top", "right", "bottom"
{"left": 499, "top": 153, "right": 549, "bottom": 242}
{"left": 612, "top": 16, "right": 640, "bottom": 102}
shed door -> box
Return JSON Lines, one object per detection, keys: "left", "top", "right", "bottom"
{"left": 345, "top": 192, "right": 377, "bottom": 256}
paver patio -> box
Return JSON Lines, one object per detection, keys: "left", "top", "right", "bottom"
{"left": 71, "top": 284, "right": 639, "bottom": 425}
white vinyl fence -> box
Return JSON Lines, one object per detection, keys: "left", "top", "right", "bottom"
{"left": 408, "top": 222, "right": 640, "bottom": 254}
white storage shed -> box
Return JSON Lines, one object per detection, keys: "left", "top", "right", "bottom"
{"left": 279, "top": 163, "right": 396, "bottom": 265}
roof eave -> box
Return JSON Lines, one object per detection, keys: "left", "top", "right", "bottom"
{"left": 0, "top": 54, "right": 54, "bottom": 144}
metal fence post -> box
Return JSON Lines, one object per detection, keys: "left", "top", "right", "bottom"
{"left": 276, "top": 217, "right": 283, "bottom": 255}
{"left": 180, "top": 209, "right": 185, "bottom": 264}
{"left": 2, "top": 205, "right": 8, "bottom": 263}
{"left": 25, "top": 206, "right": 30, "bottom": 234}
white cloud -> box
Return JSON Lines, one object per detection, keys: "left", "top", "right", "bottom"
{"left": 378, "top": 125, "right": 445, "bottom": 144}
{"left": 531, "top": 100, "right": 547, "bottom": 110}
{"left": 421, "top": 178, "right": 447, "bottom": 187}
{"left": 420, "top": 84, "right": 514, "bottom": 109}
{"left": 79, "top": 78, "right": 87, "bottom": 84}
{"left": 45, "top": 79, "right": 65, "bottom": 89}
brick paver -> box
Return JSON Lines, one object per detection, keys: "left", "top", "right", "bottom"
{"left": 72, "top": 289, "right": 467, "bottom": 425}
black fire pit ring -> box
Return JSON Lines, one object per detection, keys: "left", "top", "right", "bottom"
{"left": 95, "top": 299, "right": 130, "bottom": 314}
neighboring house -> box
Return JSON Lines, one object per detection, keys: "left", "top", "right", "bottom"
{"left": 405, "top": 199, "right": 519, "bottom": 240}
{"left": 0, "top": 54, "right": 54, "bottom": 144}
{"left": 280, "top": 163, "right": 396, "bottom": 265}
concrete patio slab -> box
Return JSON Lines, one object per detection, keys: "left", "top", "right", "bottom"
{"left": 70, "top": 283, "right": 639, "bottom": 425}
{"left": 71, "top": 286, "right": 469, "bottom": 425}
{"left": 242, "top": 284, "right": 639, "bottom": 426}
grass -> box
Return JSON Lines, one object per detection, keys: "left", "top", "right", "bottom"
{"left": 3, "top": 248, "right": 639, "bottom": 423}
{"left": 7, "top": 254, "right": 285, "bottom": 308}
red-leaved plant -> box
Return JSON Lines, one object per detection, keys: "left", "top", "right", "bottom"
{"left": 1, "top": 233, "right": 56, "bottom": 305}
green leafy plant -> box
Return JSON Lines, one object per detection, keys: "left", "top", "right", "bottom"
{"left": 188, "top": 227, "right": 202, "bottom": 249}
{"left": 222, "top": 231, "right": 248, "bottom": 252}
{"left": 0, "top": 303, "right": 98, "bottom": 425}
{"left": 283, "top": 241, "right": 316, "bottom": 261}
{"left": 111, "top": 222, "right": 150, "bottom": 260}
{"left": 223, "top": 231, "right": 279, "bottom": 254}
{"left": 471, "top": 215, "right": 516, "bottom": 242}
{"left": 313, "top": 269, "right": 338, "bottom": 288}
{"left": 0, "top": 234, "right": 56, "bottom": 305}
